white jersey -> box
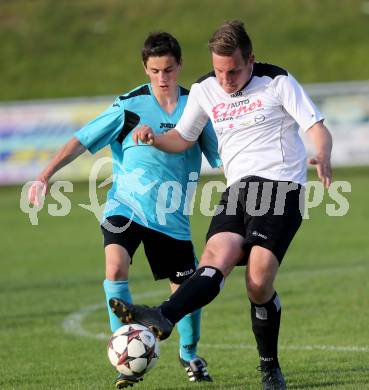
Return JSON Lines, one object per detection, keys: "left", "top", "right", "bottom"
{"left": 176, "top": 62, "right": 323, "bottom": 186}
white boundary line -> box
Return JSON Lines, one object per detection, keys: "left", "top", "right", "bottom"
{"left": 62, "top": 289, "right": 369, "bottom": 353}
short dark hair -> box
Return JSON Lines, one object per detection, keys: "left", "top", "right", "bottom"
{"left": 208, "top": 20, "right": 252, "bottom": 60}
{"left": 141, "top": 32, "right": 182, "bottom": 66}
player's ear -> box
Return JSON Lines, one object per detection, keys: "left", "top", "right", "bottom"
{"left": 142, "top": 61, "right": 149, "bottom": 75}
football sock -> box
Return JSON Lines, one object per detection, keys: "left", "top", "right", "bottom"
{"left": 103, "top": 279, "right": 132, "bottom": 332}
{"left": 250, "top": 291, "right": 281, "bottom": 369}
{"left": 160, "top": 266, "right": 224, "bottom": 324}
{"left": 177, "top": 309, "right": 201, "bottom": 361}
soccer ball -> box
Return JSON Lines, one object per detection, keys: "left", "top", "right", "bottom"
{"left": 107, "top": 324, "right": 160, "bottom": 376}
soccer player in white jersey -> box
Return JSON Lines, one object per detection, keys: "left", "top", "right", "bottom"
{"left": 28, "top": 32, "right": 221, "bottom": 388}
{"left": 109, "top": 21, "right": 333, "bottom": 389}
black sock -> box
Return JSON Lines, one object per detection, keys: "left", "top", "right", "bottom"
{"left": 160, "top": 266, "right": 224, "bottom": 324}
{"left": 250, "top": 291, "right": 281, "bottom": 370}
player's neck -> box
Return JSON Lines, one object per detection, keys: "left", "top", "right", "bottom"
{"left": 151, "top": 84, "right": 178, "bottom": 114}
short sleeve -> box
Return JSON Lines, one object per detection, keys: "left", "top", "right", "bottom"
{"left": 75, "top": 97, "right": 125, "bottom": 154}
{"left": 176, "top": 83, "right": 209, "bottom": 141}
{"left": 274, "top": 73, "right": 323, "bottom": 132}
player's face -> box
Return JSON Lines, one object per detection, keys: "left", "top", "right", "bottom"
{"left": 212, "top": 48, "right": 254, "bottom": 94}
{"left": 144, "top": 55, "right": 181, "bottom": 93}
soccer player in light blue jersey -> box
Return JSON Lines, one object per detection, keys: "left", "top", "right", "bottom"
{"left": 28, "top": 32, "right": 221, "bottom": 388}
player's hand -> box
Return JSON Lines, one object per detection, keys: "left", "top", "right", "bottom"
{"left": 308, "top": 155, "right": 332, "bottom": 188}
{"left": 132, "top": 125, "right": 155, "bottom": 145}
{"left": 28, "top": 178, "right": 48, "bottom": 206}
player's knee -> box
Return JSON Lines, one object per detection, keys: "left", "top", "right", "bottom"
{"left": 247, "top": 280, "right": 273, "bottom": 304}
{"left": 105, "top": 247, "right": 130, "bottom": 280}
{"left": 200, "top": 247, "right": 221, "bottom": 269}
{"left": 199, "top": 249, "right": 232, "bottom": 276}
{"left": 106, "top": 262, "right": 128, "bottom": 280}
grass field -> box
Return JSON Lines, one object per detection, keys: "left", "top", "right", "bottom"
{"left": 1, "top": 167, "right": 369, "bottom": 389}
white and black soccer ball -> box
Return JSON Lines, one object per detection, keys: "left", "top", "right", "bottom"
{"left": 107, "top": 324, "right": 160, "bottom": 376}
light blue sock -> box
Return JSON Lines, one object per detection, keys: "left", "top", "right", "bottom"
{"left": 103, "top": 279, "right": 132, "bottom": 333}
{"left": 177, "top": 308, "right": 201, "bottom": 362}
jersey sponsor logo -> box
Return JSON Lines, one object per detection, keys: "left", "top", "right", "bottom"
{"left": 211, "top": 98, "right": 263, "bottom": 123}
{"left": 237, "top": 114, "right": 266, "bottom": 129}
{"left": 112, "top": 103, "right": 120, "bottom": 108}
{"left": 254, "top": 114, "right": 265, "bottom": 123}
{"left": 230, "top": 91, "right": 243, "bottom": 98}
{"left": 176, "top": 268, "right": 194, "bottom": 277}
{"left": 160, "top": 122, "right": 176, "bottom": 129}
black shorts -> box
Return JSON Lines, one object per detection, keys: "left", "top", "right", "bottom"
{"left": 206, "top": 176, "right": 303, "bottom": 264}
{"left": 101, "top": 215, "right": 197, "bottom": 284}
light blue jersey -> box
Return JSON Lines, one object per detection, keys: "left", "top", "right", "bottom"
{"left": 75, "top": 83, "right": 221, "bottom": 240}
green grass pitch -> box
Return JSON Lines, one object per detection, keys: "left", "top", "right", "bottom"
{"left": 1, "top": 167, "right": 369, "bottom": 389}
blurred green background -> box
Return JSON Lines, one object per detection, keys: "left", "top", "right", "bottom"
{"left": 1, "top": 0, "right": 369, "bottom": 102}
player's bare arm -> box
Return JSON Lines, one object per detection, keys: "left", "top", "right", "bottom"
{"left": 28, "top": 137, "right": 86, "bottom": 205}
{"left": 132, "top": 125, "right": 194, "bottom": 152}
{"left": 306, "top": 120, "right": 333, "bottom": 188}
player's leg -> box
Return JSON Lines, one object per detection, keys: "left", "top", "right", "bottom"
{"left": 169, "top": 282, "right": 211, "bottom": 382}
{"left": 246, "top": 246, "right": 286, "bottom": 389}
{"left": 246, "top": 246, "right": 281, "bottom": 367}
{"left": 243, "top": 178, "right": 303, "bottom": 389}
{"left": 101, "top": 216, "right": 141, "bottom": 333}
{"left": 159, "top": 244, "right": 201, "bottom": 364}
{"left": 169, "top": 282, "right": 200, "bottom": 362}
{"left": 102, "top": 216, "right": 144, "bottom": 388}
{"left": 104, "top": 244, "right": 132, "bottom": 333}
